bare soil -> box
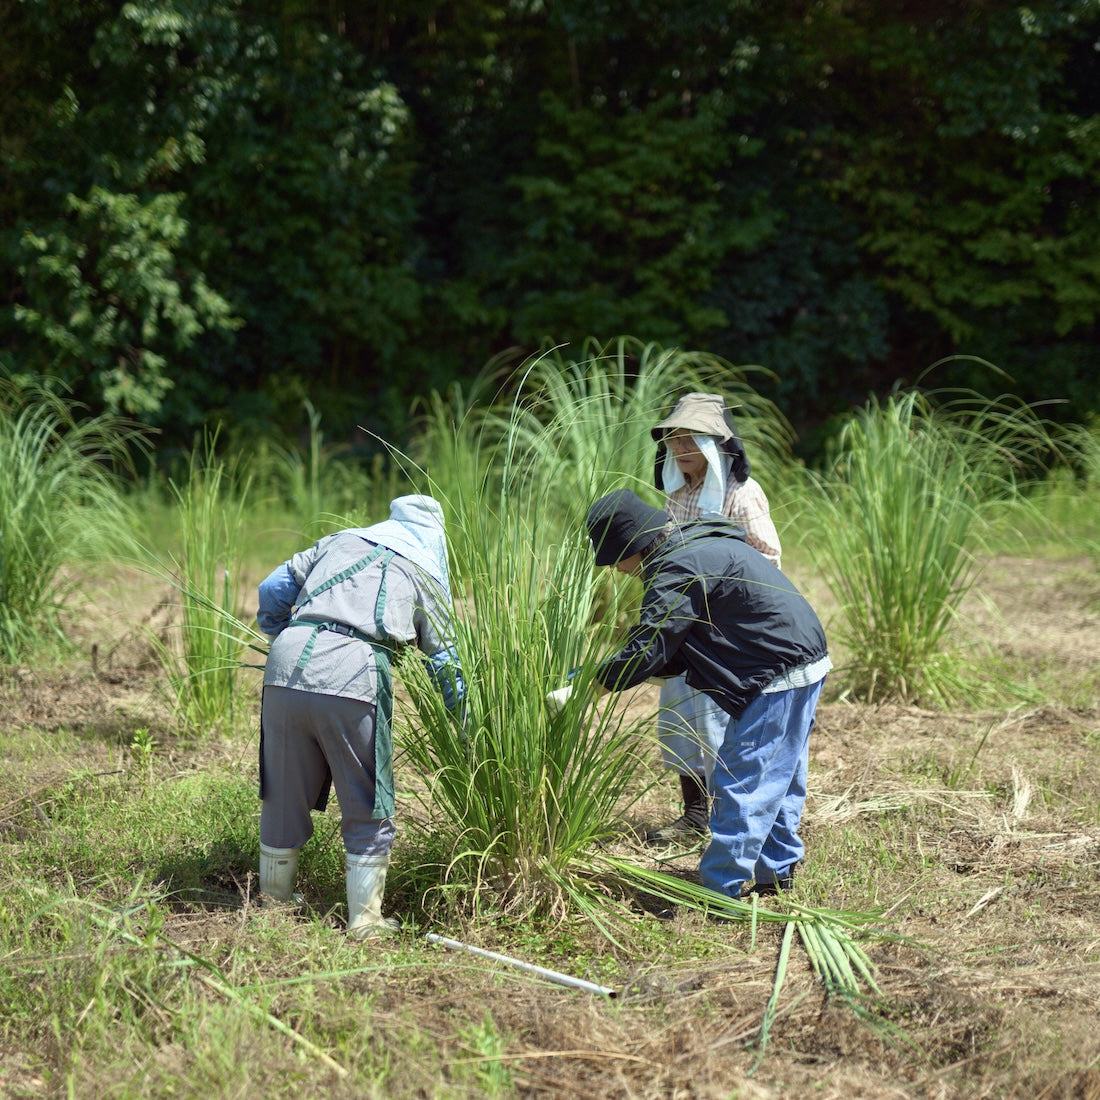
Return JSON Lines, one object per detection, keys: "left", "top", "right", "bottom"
{"left": 2, "top": 553, "right": 1098, "bottom": 1099}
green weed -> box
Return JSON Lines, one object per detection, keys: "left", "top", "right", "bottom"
{"left": 0, "top": 375, "right": 146, "bottom": 661}
{"left": 800, "top": 387, "right": 1063, "bottom": 706}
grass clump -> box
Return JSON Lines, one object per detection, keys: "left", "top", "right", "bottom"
{"left": 0, "top": 374, "right": 146, "bottom": 662}
{"left": 396, "top": 458, "right": 650, "bottom": 926}
{"left": 802, "top": 386, "right": 1062, "bottom": 706}
{"left": 484, "top": 336, "right": 794, "bottom": 522}
{"left": 140, "top": 431, "right": 263, "bottom": 737}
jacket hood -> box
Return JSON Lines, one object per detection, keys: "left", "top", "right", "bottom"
{"left": 348, "top": 495, "right": 450, "bottom": 588}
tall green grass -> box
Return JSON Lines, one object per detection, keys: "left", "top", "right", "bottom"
{"left": 801, "top": 387, "right": 1062, "bottom": 705}
{"left": 142, "top": 433, "right": 262, "bottom": 736}
{"left": 396, "top": 379, "right": 647, "bottom": 921}
{"left": 424, "top": 338, "right": 798, "bottom": 630}
{"left": 483, "top": 336, "right": 794, "bottom": 522}
{"left": 988, "top": 418, "right": 1100, "bottom": 557}
{"left": 241, "top": 399, "right": 395, "bottom": 546}
{"left": 397, "top": 474, "right": 650, "bottom": 925}
{"left": 395, "top": 387, "right": 892, "bottom": 996}
{"left": 0, "top": 376, "right": 145, "bottom": 661}
{"left": 400, "top": 382, "right": 506, "bottom": 560}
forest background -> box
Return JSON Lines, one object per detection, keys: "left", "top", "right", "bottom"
{"left": 2, "top": 0, "right": 1098, "bottom": 461}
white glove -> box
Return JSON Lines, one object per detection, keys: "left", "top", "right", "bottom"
{"left": 545, "top": 685, "right": 573, "bottom": 716}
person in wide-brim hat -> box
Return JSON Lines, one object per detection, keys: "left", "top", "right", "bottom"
{"left": 645, "top": 392, "right": 783, "bottom": 847}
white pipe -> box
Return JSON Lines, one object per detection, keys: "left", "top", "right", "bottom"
{"left": 424, "top": 933, "right": 617, "bottom": 998}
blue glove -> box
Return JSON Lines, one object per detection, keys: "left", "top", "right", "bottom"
{"left": 424, "top": 647, "right": 466, "bottom": 712}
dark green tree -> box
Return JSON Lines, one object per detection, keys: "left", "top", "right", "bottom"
{"left": 1, "top": 0, "right": 1097, "bottom": 453}
{"left": 800, "top": 0, "right": 1100, "bottom": 414}
{"left": 2, "top": 0, "right": 421, "bottom": 443}
{"left": 3, "top": 1, "right": 242, "bottom": 421}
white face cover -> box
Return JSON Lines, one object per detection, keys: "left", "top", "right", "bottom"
{"left": 661, "top": 434, "right": 727, "bottom": 516}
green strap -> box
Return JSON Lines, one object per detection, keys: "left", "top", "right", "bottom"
{"left": 370, "top": 553, "right": 395, "bottom": 819}
{"left": 289, "top": 546, "right": 394, "bottom": 671}
{"left": 302, "top": 543, "right": 390, "bottom": 600}
{"left": 290, "top": 618, "right": 377, "bottom": 670}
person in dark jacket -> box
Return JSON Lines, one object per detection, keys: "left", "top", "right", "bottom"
{"left": 583, "top": 488, "right": 831, "bottom": 898}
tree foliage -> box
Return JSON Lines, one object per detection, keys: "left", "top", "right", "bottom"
{"left": 1, "top": 0, "right": 1096, "bottom": 455}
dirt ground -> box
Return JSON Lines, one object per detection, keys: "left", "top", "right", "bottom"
{"left": 2, "top": 552, "right": 1098, "bottom": 1098}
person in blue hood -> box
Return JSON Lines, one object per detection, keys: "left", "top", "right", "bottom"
{"left": 255, "top": 495, "right": 465, "bottom": 937}
{"left": 584, "top": 488, "right": 830, "bottom": 900}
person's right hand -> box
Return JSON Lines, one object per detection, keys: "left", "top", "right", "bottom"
{"left": 545, "top": 685, "right": 573, "bottom": 716}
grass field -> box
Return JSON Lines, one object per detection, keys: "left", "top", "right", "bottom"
{"left": 2, "top": 369, "right": 1097, "bottom": 1097}
{"left": 1, "top": 540, "right": 1096, "bottom": 1099}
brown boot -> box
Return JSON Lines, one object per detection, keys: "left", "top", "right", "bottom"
{"left": 645, "top": 772, "right": 710, "bottom": 846}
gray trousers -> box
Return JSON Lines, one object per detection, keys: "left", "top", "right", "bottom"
{"left": 259, "top": 685, "right": 396, "bottom": 858}
{"left": 657, "top": 674, "right": 725, "bottom": 782}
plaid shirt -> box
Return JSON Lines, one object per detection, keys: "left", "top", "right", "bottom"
{"left": 666, "top": 473, "right": 782, "bottom": 567}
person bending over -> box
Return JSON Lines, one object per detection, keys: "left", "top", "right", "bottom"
{"left": 256, "top": 495, "right": 464, "bottom": 938}
{"left": 583, "top": 488, "right": 828, "bottom": 899}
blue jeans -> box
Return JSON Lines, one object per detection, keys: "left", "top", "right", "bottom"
{"left": 699, "top": 679, "right": 824, "bottom": 896}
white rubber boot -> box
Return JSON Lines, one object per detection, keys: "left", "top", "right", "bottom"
{"left": 259, "top": 843, "right": 303, "bottom": 907}
{"left": 346, "top": 854, "right": 400, "bottom": 940}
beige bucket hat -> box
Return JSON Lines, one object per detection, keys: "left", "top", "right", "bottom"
{"left": 650, "top": 392, "right": 736, "bottom": 442}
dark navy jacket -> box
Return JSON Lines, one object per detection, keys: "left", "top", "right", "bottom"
{"left": 595, "top": 518, "right": 828, "bottom": 718}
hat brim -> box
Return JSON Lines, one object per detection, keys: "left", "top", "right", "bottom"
{"left": 650, "top": 394, "right": 736, "bottom": 442}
